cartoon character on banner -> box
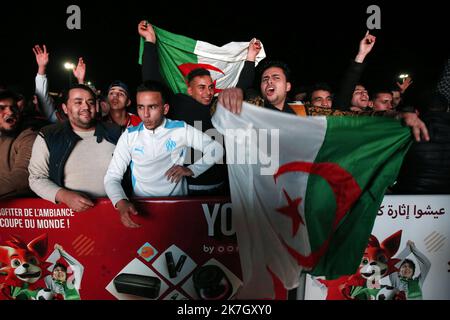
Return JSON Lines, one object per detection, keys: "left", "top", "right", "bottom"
{"left": 0, "top": 234, "right": 51, "bottom": 300}
{"left": 317, "top": 230, "right": 406, "bottom": 300}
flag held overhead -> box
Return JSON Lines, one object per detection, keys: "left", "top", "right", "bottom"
{"left": 139, "top": 26, "right": 266, "bottom": 94}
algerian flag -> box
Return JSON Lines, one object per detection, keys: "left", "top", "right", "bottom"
{"left": 139, "top": 26, "right": 266, "bottom": 94}
{"left": 211, "top": 102, "right": 412, "bottom": 299}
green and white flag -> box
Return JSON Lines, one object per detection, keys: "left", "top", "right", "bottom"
{"left": 212, "top": 102, "right": 412, "bottom": 299}
{"left": 139, "top": 26, "right": 266, "bottom": 94}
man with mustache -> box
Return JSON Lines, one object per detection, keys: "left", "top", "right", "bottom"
{"left": 0, "top": 90, "right": 42, "bottom": 199}
{"left": 28, "top": 84, "right": 122, "bottom": 212}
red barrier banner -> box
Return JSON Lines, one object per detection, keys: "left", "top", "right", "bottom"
{"left": 0, "top": 197, "right": 242, "bottom": 300}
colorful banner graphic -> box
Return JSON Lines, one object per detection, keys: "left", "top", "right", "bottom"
{"left": 0, "top": 197, "right": 241, "bottom": 300}
{"left": 305, "top": 195, "right": 450, "bottom": 300}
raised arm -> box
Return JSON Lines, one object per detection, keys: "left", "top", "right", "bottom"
{"left": 33, "top": 44, "right": 49, "bottom": 76}
{"left": 139, "top": 20, "right": 164, "bottom": 84}
{"left": 355, "top": 31, "right": 376, "bottom": 63}
{"left": 236, "top": 38, "right": 262, "bottom": 90}
{"left": 33, "top": 44, "right": 58, "bottom": 123}
{"left": 334, "top": 31, "right": 376, "bottom": 110}
{"left": 408, "top": 241, "right": 431, "bottom": 285}
{"left": 72, "top": 57, "right": 86, "bottom": 85}
{"left": 397, "top": 76, "right": 413, "bottom": 95}
{"left": 55, "top": 244, "right": 85, "bottom": 289}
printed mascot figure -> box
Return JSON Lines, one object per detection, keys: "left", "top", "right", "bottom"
{"left": 0, "top": 234, "right": 52, "bottom": 300}
{"left": 318, "top": 230, "right": 406, "bottom": 300}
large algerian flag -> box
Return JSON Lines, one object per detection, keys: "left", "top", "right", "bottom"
{"left": 211, "top": 102, "right": 412, "bottom": 299}
{"left": 139, "top": 26, "right": 266, "bottom": 94}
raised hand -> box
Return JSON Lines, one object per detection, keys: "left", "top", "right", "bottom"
{"left": 247, "top": 38, "right": 262, "bottom": 62}
{"left": 72, "top": 57, "right": 86, "bottom": 84}
{"left": 397, "top": 76, "right": 413, "bottom": 94}
{"left": 33, "top": 44, "right": 49, "bottom": 75}
{"left": 355, "top": 31, "right": 376, "bottom": 63}
{"left": 138, "top": 20, "right": 156, "bottom": 43}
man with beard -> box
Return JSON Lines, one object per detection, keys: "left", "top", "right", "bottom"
{"left": 28, "top": 84, "right": 122, "bottom": 212}
{"left": 0, "top": 90, "right": 42, "bottom": 199}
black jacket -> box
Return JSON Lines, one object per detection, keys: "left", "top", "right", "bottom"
{"left": 393, "top": 112, "right": 450, "bottom": 194}
{"left": 167, "top": 93, "right": 227, "bottom": 187}
{"left": 333, "top": 60, "right": 366, "bottom": 111}
{"left": 39, "top": 121, "right": 122, "bottom": 187}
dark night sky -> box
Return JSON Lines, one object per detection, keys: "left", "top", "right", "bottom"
{"left": 0, "top": 1, "right": 448, "bottom": 102}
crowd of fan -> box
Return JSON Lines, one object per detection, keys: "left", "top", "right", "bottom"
{"left": 1, "top": 21, "right": 449, "bottom": 227}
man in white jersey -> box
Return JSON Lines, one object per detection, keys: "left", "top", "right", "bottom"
{"left": 104, "top": 81, "right": 224, "bottom": 228}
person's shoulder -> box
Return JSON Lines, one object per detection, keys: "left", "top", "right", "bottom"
{"left": 96, "top": 121, "right": 123, "bottom": 145}
{"left": 173, "top": 93, "right": 205, "bottom": 108}
{"left": 15, "top": 127, "right": 38, "bottom": 142}
{"left": 99, "top": 121, "right": 122, "bottom": 135}
{"left": 173, "top": 93, "right": 191, "bottom": 102}
{"left": 126, "top": 122, "right": 145, "bottom": 135}
{"left": 306, "top": 105, "right": 355, "bottom": 116}
{"left": 40, "top": 122, "right": 66, "bottom": 136}
{"left": 164, "top": 118, "right": 186, "bottom": 132}
{"left": 245, "top": 95, "right": 265, "bottom": 107}
{"left": 3, "top": 127, "right": 38, "bottom": 149}
{"left": 21, "top": 116, "right": 51, "bottom": 132}
{"left": 129, "top": 113, "right": 142, "bottom": 127}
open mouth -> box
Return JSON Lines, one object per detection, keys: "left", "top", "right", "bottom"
{"left": 362, "top": 271, "right": 375, "bottom": 278}
{"left": 5, "top": 116, "right": 17, "bottom": 124}
{"left": 266, "top": 87, "right": 275, "bottom": 95}
{"left": 17, "top": 271, "right": 41, "bottom": 279}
